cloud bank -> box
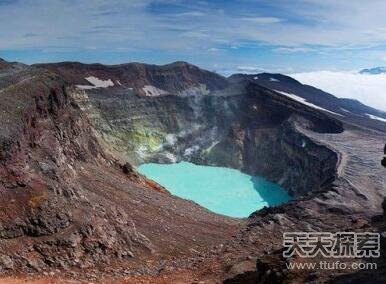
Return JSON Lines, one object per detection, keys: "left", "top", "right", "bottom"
{"left": 1, "top": 0, "right": 386, "bottom": 51}
{"left": 291, "top": 71, "right": 386, "bottom": 112}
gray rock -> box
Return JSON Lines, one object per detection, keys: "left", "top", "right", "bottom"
{"left": 0, "top": 255, "right": 14, "bottom": 270}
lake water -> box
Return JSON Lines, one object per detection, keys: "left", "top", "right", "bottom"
{"left": 137, "top": 161, "right": 291, "bottom": 218}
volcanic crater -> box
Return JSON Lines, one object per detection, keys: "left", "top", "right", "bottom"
{"left": 0, "top": 59, "right": 385, "bottom": 283}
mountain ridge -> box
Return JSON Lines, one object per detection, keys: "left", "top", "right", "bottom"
{"left": 359, "top": 66, "right": 386, "bottom": 74}
{"left": 26, "top": 60, "right": 386, "bottom": 117}
{"left": 34, "top": 60, "right": 229, "bottom": 96}
{"left": 231, "top": 72, "right": 386, "bottom": 132}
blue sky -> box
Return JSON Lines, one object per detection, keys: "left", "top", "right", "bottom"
{"left": 1, "top": 0, "right": 386, "bottom": 74}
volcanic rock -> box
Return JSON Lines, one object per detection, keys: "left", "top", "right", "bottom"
{"left": 0, "top": 59, "right": 385, "bottom": 283}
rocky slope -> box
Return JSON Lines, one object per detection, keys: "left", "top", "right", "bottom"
{"left": 222, "top": 126, "right": 386, "bottom": 282}
{"left": 1, "top": 59, "right": 385, "bottom": 283}
{"left": 231, "top": 73, "right": 386, "bottom": 132}
{"left": 329, "top": 158, "right": 386, "bottom": 283}
{"left": 382, "top": 144, "right": 386, "bottom": 167}
{"left": 0, "top": 61, "right": 241, "bottom": 281}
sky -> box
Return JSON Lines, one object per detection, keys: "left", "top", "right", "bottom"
{"left": 1, "top": 0, "right": 386, "bottom": 110}
{"left": 1, "top": 0, "right": 386, "bottom": 73}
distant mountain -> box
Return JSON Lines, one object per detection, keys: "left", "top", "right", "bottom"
{"left": 0, "top": 57, "right": 14, "bottom": 70}
{"left": 0, "top": 57, "right": 26, "bottom": 73}
{"left": 0, "top": 58, "right": 6, "bottom": 67}
{"left": 359, "top": 67, "right": 386, "bottom": 74}
{"left": 229, "top": 72, "right": 386, "bottom": 132}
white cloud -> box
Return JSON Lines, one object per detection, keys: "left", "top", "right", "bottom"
{"left": 175, "top": 11, "right": 205, "bottom": 17}
{"left": 241, "top": 17, "right": 283, "bottom": 24}
{"left": 236, "top": 65, "right": 264, "bottom": 73}
{"left": 182, "top": 31, "right": 209, "bottom": 38}
{"left": 274, "top": 47, "right": 315, "bottom": 53}
{"left": 2, "top": 1, "right": 386, "bottom": 53}
{"left": 291, "top": 71, "right": 386, "bottom": 112}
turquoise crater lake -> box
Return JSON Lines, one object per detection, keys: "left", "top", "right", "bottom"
{"left": 137, "top": 161, "right": 291, "bottom": 218}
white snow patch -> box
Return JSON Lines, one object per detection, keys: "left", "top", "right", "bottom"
{"left": 275, "top": 90, "right": 344, "bottom": 117}
{"left": 253, "top": 76, "right": 259, "bottom": 80}
{"left": 340, "top": 108, "right": 352, "bottom": 113}
{"left": 142, "top": 85, "right": 168, "bottom": 96}
{"left": 85, "top": 76, "right": 114, "bottom": 88}
{"left": 77, "top": 76, "right": 114, "bottom": 89}
{"left": 269, "top": 77, "right": 279, "bottom": 82}
{"left": 116, "top": 80, "right": 122, "bottom": 86}
{"left": 365, "top": 113, "right": 386, "bottom": 123}
{"left": 76, "top": 85, "right": 95, "bottom": 90}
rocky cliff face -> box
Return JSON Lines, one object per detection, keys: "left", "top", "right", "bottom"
{"left": 0, "top": 61, "right": 241, "bottom": 279}
{"left": 54, "top": 65, "right": 342, "bottom": 197}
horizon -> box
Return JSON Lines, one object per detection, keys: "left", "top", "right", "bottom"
{"left": 3, "top": 56, "right": 386, "bottom": 112}
{"left": 0, "top": 56, "right": 386, "bottom": 77}
{"left": 1, "top": 56, "right": 384, "bottom": 75}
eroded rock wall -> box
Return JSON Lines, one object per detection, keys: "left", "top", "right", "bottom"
{"left": 77, "top": 83, "right": 341, "bottom": 197}
{"left": 0, "top": 64, "right": 241, "bottom": 276}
